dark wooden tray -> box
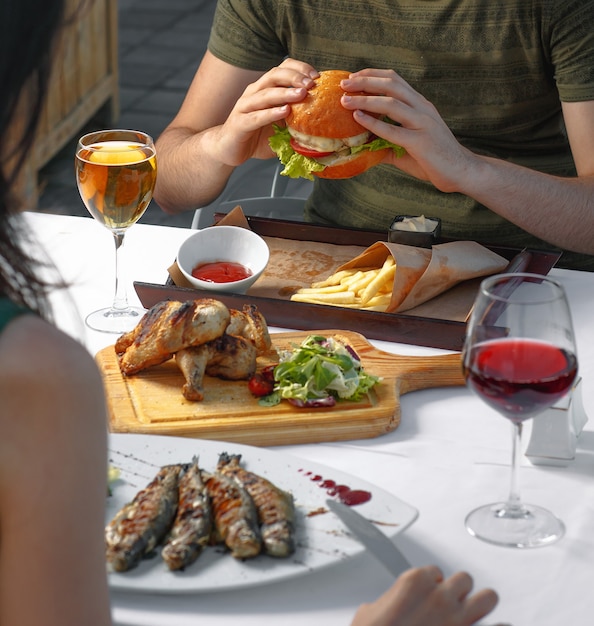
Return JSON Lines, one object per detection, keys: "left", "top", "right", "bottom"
{"left": 134, "top": 217, "right": 561, "bottom": 351}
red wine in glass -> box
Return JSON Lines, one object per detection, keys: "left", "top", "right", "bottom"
{"left": 465, "top": 338, "right": 578, "bottom": 422}
{"left": 463, "top": 273, "right": 577, "bottom": 548}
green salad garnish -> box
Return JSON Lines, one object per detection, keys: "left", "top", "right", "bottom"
{"left": 260, "top": 335, "right": 381, "bottom": 407}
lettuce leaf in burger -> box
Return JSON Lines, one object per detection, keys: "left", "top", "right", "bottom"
{"left": 268, "top": 70, "right": 405, "bottom": 181}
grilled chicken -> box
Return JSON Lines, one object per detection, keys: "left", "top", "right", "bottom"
{"left": 116, "top": 299, "right": 230, "bottom": 375}
{"left": 175, "top": 334, "right": 257, "bottom": 401}
{"left": 226, "top": 304, "right": 272, "bottom": 355}
{"left": 115, "top": 298, "right": 273, "bottom": 401}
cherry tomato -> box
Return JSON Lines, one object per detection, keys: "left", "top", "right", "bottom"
{"left": 248, "top": 366, "right": 276, "bottom": 397}
{"left": 289, "top": 137, "right": 334, "bottom": 158}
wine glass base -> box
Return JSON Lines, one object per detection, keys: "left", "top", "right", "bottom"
{"left": 85, "top": 306, "right": 146, "bottom": 334}
{"left": 465, "top": 502, "right": 565, "bottom": 548}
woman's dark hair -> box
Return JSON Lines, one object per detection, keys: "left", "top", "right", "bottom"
{"left": 0, "top": 0, "right": 67, "bottom": 317}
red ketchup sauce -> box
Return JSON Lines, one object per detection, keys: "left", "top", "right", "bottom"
{"left": 192, "top": 261, "right": 252, "bottom": 283}
{"left": 299, "top": 469, "right": 372, "bottom": 506}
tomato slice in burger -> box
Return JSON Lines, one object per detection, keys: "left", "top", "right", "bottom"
{"left": 289, "top": 137, "right": 334, "bottom": 158}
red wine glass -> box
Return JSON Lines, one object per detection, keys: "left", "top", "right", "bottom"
{"left": 462, "top": 273, "right": 577, "bottom": 548}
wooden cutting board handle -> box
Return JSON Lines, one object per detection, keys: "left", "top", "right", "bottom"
{"left": 385, "top": 352, "right": 464, "bottom": 394}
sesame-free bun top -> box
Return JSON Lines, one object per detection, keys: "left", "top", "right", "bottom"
{"left": 286, "top": 70, "right": 368, "bottom": 139}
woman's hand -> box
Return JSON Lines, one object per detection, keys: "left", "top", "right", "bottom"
{"left": 351, "top": 566, "right": 499, "bottom": 626}
{"left": 340, "top": 68, "right": 476, "bottom": 194}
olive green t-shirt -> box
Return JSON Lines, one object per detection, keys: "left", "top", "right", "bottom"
{"left": 208, "top": 0, "right": 594, "bottom": 270}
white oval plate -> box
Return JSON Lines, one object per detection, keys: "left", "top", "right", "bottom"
{"left": 107, "top": 433, "right": 418, "bottom": 594}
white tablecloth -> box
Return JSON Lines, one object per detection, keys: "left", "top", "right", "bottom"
{"left": 26, "top": 212, "right": 594, "bottom": 626}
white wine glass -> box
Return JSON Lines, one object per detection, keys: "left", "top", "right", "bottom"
{"left": 462, "top": 273, "right": 578, "bottom": 548}
{"left": 75, "top": 129, "right": 157, "bottom": 333}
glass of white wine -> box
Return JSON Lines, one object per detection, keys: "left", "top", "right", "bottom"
{"left": 75, "top": 129, "right": 157, "bottom": 333}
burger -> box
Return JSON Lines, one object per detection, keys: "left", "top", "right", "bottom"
{"left": 268, "top": 69, "right": 405, "bottom": 180}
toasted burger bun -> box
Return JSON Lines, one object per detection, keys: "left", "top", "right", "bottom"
{"left": 314, "top": 148, "right": 388, "bottom": 179}
{"left": 287, "top": 70, "right": 366, "bottom": 138}
{"left": 285, "top": 70, "right": 389, "bottom": 179}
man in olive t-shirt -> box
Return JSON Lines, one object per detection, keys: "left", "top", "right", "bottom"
{"left": 154, "top": 0, "right": 594, "bottom": 270}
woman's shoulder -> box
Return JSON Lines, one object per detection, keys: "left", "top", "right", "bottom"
{"left": 0, "top": 311, "right": 107, "bottom": 458}
{"left": 0, "top": 312, "right": 101, "bottom": 391}
{"left": 0, "top": 298, "right": 29, "bottom": 332}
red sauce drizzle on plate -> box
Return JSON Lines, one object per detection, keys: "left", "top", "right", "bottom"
{"left": 192, "top": 261, "right": 252, "bottom": 283}
{"left": 299, "top": 469, "right": 372, "bottom": 506}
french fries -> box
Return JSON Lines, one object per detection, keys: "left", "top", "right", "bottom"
{"left": 290, "top": 256, "right": 395, "bottom": 311}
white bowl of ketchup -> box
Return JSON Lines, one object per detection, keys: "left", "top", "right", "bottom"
{"left": 177, "top": 225, "right": 270, "bottom": 294}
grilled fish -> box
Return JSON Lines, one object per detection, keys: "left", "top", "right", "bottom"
{"left": 105, "top": 464, "right": 181, "bottom": 572}
{"left": 217, "top": 453, "right": 296, "bottom": 557}
{"left": 205, "top": 470, "right": 262, "bottom": 559}
{"left": 161, "top": 458, "right": 213, "bottom": 570}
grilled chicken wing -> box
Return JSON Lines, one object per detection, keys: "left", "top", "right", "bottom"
{"left": 226, "top": 304, "right": 272, "bottom": 355}
{"left": 175, "top": 334, "right": 257, "bottom": 401}
{"left": 116, "top": 299, "right": 230, "bottom": 375}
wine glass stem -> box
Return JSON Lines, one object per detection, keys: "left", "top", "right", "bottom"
{"left": 507, "top": 421, "right": 523, "bottom": 511}
{"left": 111, "top": 230, "right": 129, "bottom": 311}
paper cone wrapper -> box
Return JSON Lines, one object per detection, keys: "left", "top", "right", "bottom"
{"left": 336, "top": 240, "right": 508, "bottom": 313}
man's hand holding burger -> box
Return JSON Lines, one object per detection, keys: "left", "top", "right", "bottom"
{"left": 340, "top": 68, "right": 477, "bottom": 194}
{"left": 154, "top": 57, "right": 318, "bottom": 214}
{"left": 209, "top": 59, "right": 319, "bottom": 167}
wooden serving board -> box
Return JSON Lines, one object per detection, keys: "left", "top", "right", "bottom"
{"left": 97, "top": 330, "right": 464, "bottom": 446}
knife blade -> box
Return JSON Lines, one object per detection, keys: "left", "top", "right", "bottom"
{"left": 326, "top": 499, "right": 412, "bottom": 577}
